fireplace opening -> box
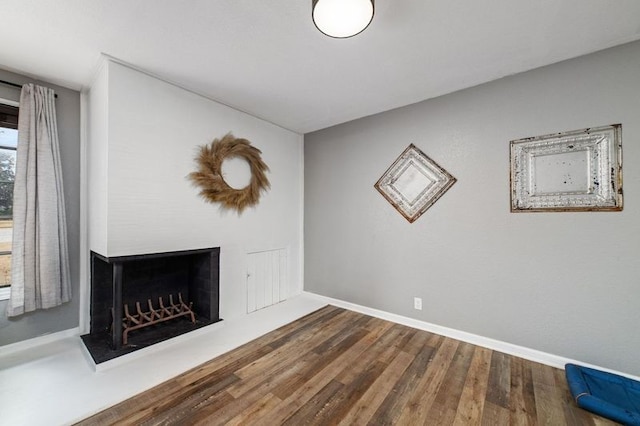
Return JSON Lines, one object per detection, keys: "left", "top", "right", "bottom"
{"left": 81, "top": 247, "right": 221, "bottom": 364}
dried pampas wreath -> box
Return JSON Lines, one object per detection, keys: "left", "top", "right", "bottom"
{"left": 188, "top": 133, "right": 270, "bottom": 213}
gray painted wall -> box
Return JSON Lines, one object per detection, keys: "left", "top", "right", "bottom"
{"left": 305, "top": 41, "right": 640, "bottom": 375}
{"left": 0, "top": 68, "right": 81, "bottom": 345}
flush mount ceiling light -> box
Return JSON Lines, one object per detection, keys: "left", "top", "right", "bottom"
{"left": 312, "top": 0, "right": 374, "bottom": 38}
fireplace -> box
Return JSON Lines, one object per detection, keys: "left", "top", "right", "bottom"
{"left": 81, "top": 247, "right": 221, "bottom": 364}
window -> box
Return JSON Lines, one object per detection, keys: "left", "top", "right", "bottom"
{"left": 0, "top": 102, "right": 18, "bottom": 300}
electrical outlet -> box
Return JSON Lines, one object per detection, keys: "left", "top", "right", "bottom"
{"left": 414, "top": 297, "right": 422, "bottom": 310}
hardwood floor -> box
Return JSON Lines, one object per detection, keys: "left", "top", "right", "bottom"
{"left": 77, "top": 306, "right": 618, "bottom": 425}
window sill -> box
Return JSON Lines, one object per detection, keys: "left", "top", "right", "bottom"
{"left": 0, "top": 286, "right": 10, "bottom": 301}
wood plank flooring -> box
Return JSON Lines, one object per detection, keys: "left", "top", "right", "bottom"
{"left": 77, "top": 306, "right": 618, "bottom": 425}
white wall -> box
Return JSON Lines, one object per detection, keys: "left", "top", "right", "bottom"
{"left": 86, "top": 62, "right": 109, "bottom": 257}
{"left": 305, "top": 41, "right": 640, "bottom": 375}
{"left": 87, "top": 60, "right": 303, "bottom": 321}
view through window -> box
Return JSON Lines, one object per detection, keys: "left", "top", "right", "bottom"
{"left": 0, "top": 103, "right": 18, "bottom": 290}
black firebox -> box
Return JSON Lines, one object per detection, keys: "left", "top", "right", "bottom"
{"left": 81, "top": 247, "right": 221, "bottom": 364}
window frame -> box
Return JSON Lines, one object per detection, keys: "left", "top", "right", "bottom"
{"left": 0, "top": 99, "right": 18, "bottom": 301}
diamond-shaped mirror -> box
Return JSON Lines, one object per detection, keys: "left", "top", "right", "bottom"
{"left": 375, "top": 144, "right": 456, "bottom": 223}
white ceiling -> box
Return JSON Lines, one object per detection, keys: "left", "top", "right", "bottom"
{"left": 2, "top": 1, "right": 640, "bottom": 133}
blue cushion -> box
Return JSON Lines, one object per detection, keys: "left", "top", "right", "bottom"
{"left": 566, "top": 363, "right": 640, "bottom": 425}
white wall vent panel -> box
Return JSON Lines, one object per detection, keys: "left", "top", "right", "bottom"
{"left": 247, "top": 248, "right": 288, "bottom": 313}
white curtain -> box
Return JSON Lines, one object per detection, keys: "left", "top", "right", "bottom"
{"left": 6, "top": 84, "right": 71, "bottom": 317}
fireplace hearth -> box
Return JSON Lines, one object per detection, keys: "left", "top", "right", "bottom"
{"left": 81, "top": 247, "right": 221, "bottom": 364}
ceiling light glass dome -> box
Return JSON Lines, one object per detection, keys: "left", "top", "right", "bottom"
{"left": 312, "top": 0, "right": 374, "bottom": 38}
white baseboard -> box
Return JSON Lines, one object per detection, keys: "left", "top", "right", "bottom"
{"left": 0, "top": 327, "right": 81, "bottom": 357}
{"left": 303, "top": 291, "right": 640, "bottom": 382}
